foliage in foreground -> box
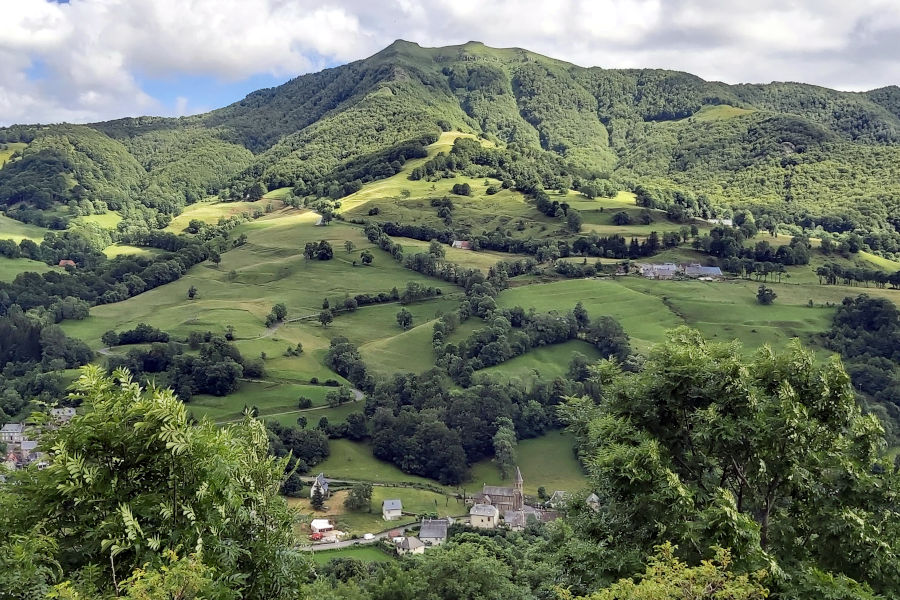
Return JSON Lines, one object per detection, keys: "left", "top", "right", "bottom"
{"left": 0, "top": 365, "right": 310, "bottom": 599}
{"left": 560, "top": 328, "right": 899, "bottom": 597}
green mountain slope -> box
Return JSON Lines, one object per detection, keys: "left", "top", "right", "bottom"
{"left": 1, "top": 39, "right": 899, "bottom": 251}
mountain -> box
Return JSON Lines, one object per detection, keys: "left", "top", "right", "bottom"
{"left": 2, "top": 40, "right": 900, "bottom": 249}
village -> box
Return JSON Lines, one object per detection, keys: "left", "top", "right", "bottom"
{"left": 303, "top": 467, "right": 600, "bottom": 556}
{"left": 0, "top": 407, "right": 75, "bottom": 475}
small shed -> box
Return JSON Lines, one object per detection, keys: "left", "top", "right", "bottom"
{"left": 58, "top": 259, "right": 76, "bottom": 268}
{"left": 451, "top": 240, "right": 472, "bottom": 250}
{"left": 382, "top": 499, "right": 403, "bottom": 520}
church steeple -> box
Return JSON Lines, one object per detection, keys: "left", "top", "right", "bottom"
{"left": 513, "top": 466, "right": 524, "bottom": 510}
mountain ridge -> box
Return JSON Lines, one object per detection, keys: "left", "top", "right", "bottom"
{"left": 1, "top": 39, "right": 899, "bottom": 254}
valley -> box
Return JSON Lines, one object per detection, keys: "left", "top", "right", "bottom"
{"left": 1, "top": 38, "right": 899, "bottom": 599}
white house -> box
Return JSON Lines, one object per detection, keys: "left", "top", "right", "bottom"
{"left": 469, "top": 504, "right": 499, "bottom": 529}
{"left": 382, "top": 499, "right": 402, "bottom": 520}
{"left": 310, "top": 519, "right": 334, "bottom": 534}
{"left": 310, "top": 473, "right": 330, "bottom": 499}
{"left": 586, "top": 493, "right": 600, "bottom": 512}
{"left": 0, "top": 423, "right": 25, "bottom": 445}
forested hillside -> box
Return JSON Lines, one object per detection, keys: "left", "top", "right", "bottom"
{"left": 2, "top": 40, "right": 899, "bottom": 254}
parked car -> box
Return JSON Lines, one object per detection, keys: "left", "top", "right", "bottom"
{"left": 363, "top": 533, "right": 375, "bottom": 540}
{"left": 309, "top": 532, "right": 323, "bottom": 541}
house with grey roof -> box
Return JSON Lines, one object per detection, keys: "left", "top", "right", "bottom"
{"left": 586, "top": 493, "right": 600, "bottom": 512}
{"left": 469, "top": 503, "right": 500, "bottom": 529}
{"left": 50, "top": 407, "right": 76, "bottom": 423}
{"left": 0, "top": 423, "right": 25, "bottom": 445}
{"left": 548, "top": 490, "right": 568, "bottom": 509}
{"left": 396, "top": 536, "right": 425, "bottom": 555}
{"left": 419, "top": 519, "right": 449, "bottom": 546}
{"left": 310, "top": 473, "right": 330, "bottom": 499}
{"left": 382, "top": 499, "right": 403, "bottom": 520}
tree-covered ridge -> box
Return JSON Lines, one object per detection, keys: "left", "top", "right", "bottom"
{"left": 3, "top": 40, "right": 900, "bottom": 250}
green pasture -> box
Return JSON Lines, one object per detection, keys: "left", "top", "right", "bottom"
{"left": 75, "top": 212, "right": 122, "bottom": 229}
{"left": 262, "top": 402, "right": 361, "bottom": 428}
{"left": 103, "top": 244, "right": 162, "bottom": 258}
{"left": 186, "top": 381, "right": 333, "bottom": 422}
{"left": 0, "top": 142, "right": 26, "bottom": 167}
{"left": 315, "top": 440, "right": 450, "bottom": 487}
{"left": 497, "top": 278, "right": 682, "bottom": 351}
{"left": 0, "top": 213, "right": 47, "bottom": 243}
{"left": 467, "top": 431, "right": 587, "bottom": 497}
{"left": 480, "top": 339, "right": 604, "bottom": 383}
{"left": 165, "top": 197, "right": 282, "bottom": 233}
{"left": 0, "top": 257, "right": 52, "bottom": 281}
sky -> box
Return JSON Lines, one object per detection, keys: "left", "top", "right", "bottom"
{"left": 2, "top": 0, "right": 900, "bottom": 125}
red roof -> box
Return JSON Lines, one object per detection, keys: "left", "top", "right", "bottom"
{"left": 58, "top": 259, "right": 76, "bottom": 267}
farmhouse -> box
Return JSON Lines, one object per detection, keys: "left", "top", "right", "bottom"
{"left": 451, "top": 240, "right": 472, "bottom": 250}
{"left": 57, "top": 259, "right": 76, "bottom": 268}
{"left": 419, "top": 518, "right": 449, "bottom": 546}
{"left": 639, "top": 263, "right": 678, "bottom": 279}
{"left": 469, "top": 503, "right": 500, "bottom": 529}
{"left": 310, "top": 473, "right": 330, "bottom": 499}
{"left": 396, "top": 536, "right": 425, "bottom": 555}
{"left": 382, "top": 499, "right": 403, "bottom": 520}
{"left": 475, "top": 466, "right": 524, "bottom": 513}
{"left": 0, "top": 423, "right": 25, "bottom": 445}
{"left": 638, "top": 263, "right": 723, "bottom": 280}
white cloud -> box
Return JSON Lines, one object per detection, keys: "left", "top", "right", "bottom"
{"left": 1, "top": 0, "right": 899, "bottom": 125}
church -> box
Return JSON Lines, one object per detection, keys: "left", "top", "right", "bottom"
{"left": 475, "top": 466, "right": 524, "bottom": 513}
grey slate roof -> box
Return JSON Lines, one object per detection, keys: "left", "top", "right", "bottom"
{"left": 481, "top": 485, "right": 515, "bottom": 497}
{"left": 0, "top": 423, "right": 24, "bottom": 434}
{"left": 382, "top": 499, "right": 402, "bottom": 511}
{"left": 419, "top": 519, "right": 448, "bottom": 540}
{"left": 399, "top": 536, "right": 424, "bottom": 550}
{"left": 470, "top": 503, "right": 499, "bottom": 517}
{"left": 314, "top": 473, "right": 329, "bottom": 492}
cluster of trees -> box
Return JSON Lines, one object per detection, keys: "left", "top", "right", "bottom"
{"left": 816, "top": 261, "right": 900, "bottom": 288}
{"left": 435, "top": 305, "right": 630, "bottom": 385}
{"left": 0, "top": 217, "right": 237, "bottom": 315}
{"left": 824, "top": 294, "right": 900, "bottom": 443}
{"left": 695, "top": 226, "right": 811, "bottom": 265}
{"left": 303, "top": 240, "right": 334, "bottom": 260}
{"left": 324, "top": 337, "right": 374, "bottom": 393}
{"left": 105, "top": 334, "right": 262, "bottom": 400}
{"left": 0, "top": 305, "right": 92, "bottom": 423}
{"left": 560, "top": 328, "right": 900, "bottom": 597}
{"left": 100, "top": 323, "right": 169, "bottom": 347}
{"left": 368, "top": 370, "right": 572, "bottom": 484}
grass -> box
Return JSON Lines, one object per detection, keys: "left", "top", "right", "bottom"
{"left": 497, "top": 279, "right": 682, "bottom": 351}
{"left": 480, "top": 340, "right": 604, "bottom": 383}
{"left": 0, "top": 214, "right": 48, "bottom": 243}
{"left": 165, "top": 197, "right": 283, "bottom": 233}
{"left": 0, "top": 142, "right": 26, "bottom": 167}
{"left": 467, "top": 432, "right": 587, "bottom": 496}
{"left": 75, "top": 212, "right": 122, "bottom": 229}
{"left": 103, "top": 244, "right": 163, "bottom": 258}
{"left": 0, "top": 257, "right": 52, "bottom": 281}
{"left": 315, "top": 440, "right": 449, "bottom": 487}
{"left": 186, "top": 381, "right": 334, "bottom": 422}
{"left": 689, "top": 105, "right": 756, "bottom": 121}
